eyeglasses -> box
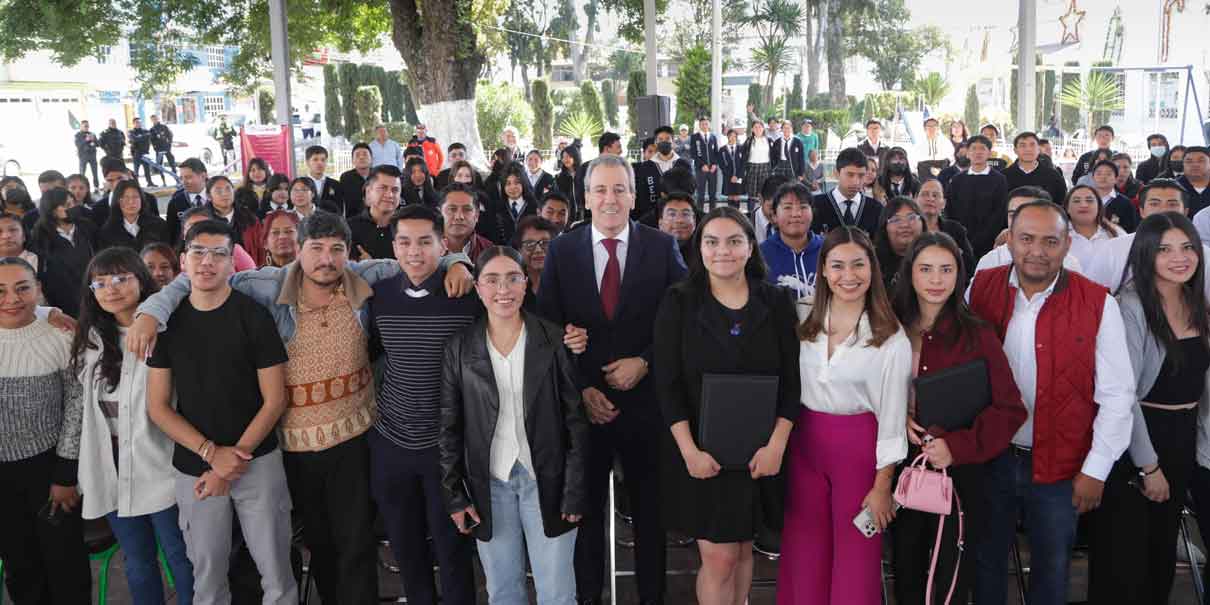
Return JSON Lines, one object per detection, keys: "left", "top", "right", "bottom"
{"left": 89, "top": 273, "right": 136, "bottom": 292}
{"left": 478, "top": 273, "right": 528, "bottom": 289}
{"left": 185, "top": 245, "right": 232, "bottom": 260}
{"left": 520, "top": 239, "right": 551, "bottom": 252}
{"left": 662, "top": 209, "right": 695, "bottom": 220}
{"left": 886, "top": 213, "right": 921, "bottom": 225}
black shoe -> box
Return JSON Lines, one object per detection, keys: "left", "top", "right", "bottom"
{"left": 577, "top": 599, "right": 601, "bottom": 605}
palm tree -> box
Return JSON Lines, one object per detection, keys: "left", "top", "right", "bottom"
{"left": 912, "top": 72, "right": 950, "bottom": 109}
{"left": 1059, "top": 71, "right": 1124, "bottom": 136}
{"left": 746, "top": 0, "right": 802, "bottom": 108}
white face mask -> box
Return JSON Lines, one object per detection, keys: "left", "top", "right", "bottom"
{"left": 1151, "top": 145, "right": 1168, "bottom": 158}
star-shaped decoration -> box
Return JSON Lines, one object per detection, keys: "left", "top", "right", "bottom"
{"left": 1059, "top": 0, "right": 1086, "bottom": 45}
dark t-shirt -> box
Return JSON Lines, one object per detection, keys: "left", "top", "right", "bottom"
{"left": 148, "top": 289, "right": 288, "bottom": 476}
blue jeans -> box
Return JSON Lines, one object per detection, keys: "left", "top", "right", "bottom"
{"left": 974, "top": 449, "right": 1078, "bottom": 605}
{"left": 477, "top": 462, "right": 577, "bottom": 605}
{"left": 106, "top": 505, "right": 194, "bottom": 605}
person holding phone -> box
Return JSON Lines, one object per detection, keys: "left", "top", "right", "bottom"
{"left": 778, "top": 226, "right": 912, "bottom": 605}
{"left": 1088, "top": 212, "right": 1210, "bottom": 603}
{"left": 653, "top": 207, "right": 801, "bottom": 605}
{"left": 889, "top": 232, "right": 1026, "bottom": 605}
{"left": 0, "top": 256, "right": 90, "bottom": 604}
{"left": 440, "top": 246, "right": 590, "bottom": 605}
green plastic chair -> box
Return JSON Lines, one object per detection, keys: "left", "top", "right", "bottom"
{"left": 0, "top": 535, "right": 175, "bottom": 605}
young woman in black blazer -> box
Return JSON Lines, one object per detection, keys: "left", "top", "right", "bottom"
{"left": 654, "top": 206, "right": 801, "bottom": 605}
{"left": 97, "top": 180, "right": 168, "bottom": 252}
{"left": 718, "top": 129, "right": 745, "bottom": 206}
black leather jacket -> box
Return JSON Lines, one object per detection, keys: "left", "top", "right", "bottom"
{"left": 439, "top": 313, "right": 589, "bottom": 541}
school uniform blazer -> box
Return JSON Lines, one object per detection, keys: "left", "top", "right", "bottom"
{"left": 690, "top": 132, "right": 719, "bottom": 168}
{"left": 810, "top": 191, "right": 882, "bottom": 235}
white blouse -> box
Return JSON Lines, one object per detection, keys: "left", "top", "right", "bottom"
{"left": 1067, "top": 224, "right": 1122, "bottom": 275}
{"left": 799, "top": 312, "right": 912, "bottom": 470}
{"left": 747, "top": 138, "right": 769, "bottom": 164}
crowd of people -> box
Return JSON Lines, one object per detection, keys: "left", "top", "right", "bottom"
{"left": 2, "top": 109, "right": 1210, "bottom": 605}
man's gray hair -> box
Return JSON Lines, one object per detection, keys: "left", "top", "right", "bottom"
{"left": 584, "top": 154, "right": 635, "bottom": 195}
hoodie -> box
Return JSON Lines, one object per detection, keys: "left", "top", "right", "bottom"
{"left": 759, "top": 230, "right": 823, "bottom": 300}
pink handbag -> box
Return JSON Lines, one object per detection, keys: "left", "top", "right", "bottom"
{"left": 894, "top": 453, "right": 965, "bottom": 605}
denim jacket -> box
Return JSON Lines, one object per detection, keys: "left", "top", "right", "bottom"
{"left": 136, "top": 253, "right": 470, "bottom": 344}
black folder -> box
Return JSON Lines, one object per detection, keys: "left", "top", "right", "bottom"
{"left": 697, "top": 374, "right": 779, "bottom": 470}
{"left": 912, "top": 360, "right": 990, "bottom": 431}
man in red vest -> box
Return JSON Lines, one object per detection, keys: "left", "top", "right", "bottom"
{"left": 968, "top": 200, "right": 1136, "bottom": 605}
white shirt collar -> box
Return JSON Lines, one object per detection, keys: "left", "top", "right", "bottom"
{"left": 216, "top": 209, "right": 234, "bottom": 223}
{"left": 1008, "top": 266, "right": 1061, "bottom": 302}
{"left": 591, "top": 222, "right": 631, "bottom": 248}
{"left": 123, "top": 218, "right": 139, "bottom": 237}
{"left": 967, "top": 165, "right": 992, "bottom": 176}
{"left": 57, "top": 224, "right": 75, "bottom": 242}
{"left": 831, "top": 187, "right": 861, "bottom": 205}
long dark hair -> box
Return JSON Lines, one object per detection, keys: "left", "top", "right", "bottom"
{"left": 799, "top": 226, "right": 901, "bottom": 347}
{"left": 877, "top": 147, "right": 920, "bottom": 198}
{"left": 686, "top": 206, "right": 767, "bottom": 290}
{"left": 245, "top": 158, "right": 271, "bottom": 186}
{"left": 32, "top": 187, "right": 74, "bottom": 247}
{"left": 70, "top": 248, "right": 159, "bottom": 390}
{"left": 1124, "top": 211, "right": 1210, "bottom": 369}
{"left": 558, "top": 145, "right": 581, "bottom": 176}
{"left": 891, "top": 231, "right": 985, "bottom": 349}
{"left": 874, "top": 197, "right": 927, "bottom": 287}
{"left": 498, "top": 163, "right": 536, "bottom": 206}
{"left": 261, "top": 173, "right": 292, "bottom": 207}
{"left": 104, "top": 180, "right": 151, "bottom": 229}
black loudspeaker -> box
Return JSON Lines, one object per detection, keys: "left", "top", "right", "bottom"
{"left": 635, "top": 95, "right": 672, "bottom": 141}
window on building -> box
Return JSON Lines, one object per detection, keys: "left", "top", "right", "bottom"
{"left": 206, "top": 46, "right": 226, "bottom": 69}
{"left": 178, "top": 97, "right": 198, "bottom": 124}
{"left": 203, "top": 95, "right": 226, "bottom": 116}
{"left": 97, "top": 46, "right": 114, "bottom": 65}
{"left": 552, "top": 66, "right": 574, "bottom": 82}
{"left": 1147, "top": 72, "right": 1181, "bottom": 120}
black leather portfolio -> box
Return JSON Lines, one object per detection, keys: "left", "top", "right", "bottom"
{"left": 697, "top": 374, "right": 779, "bottom": 470}
{"left": 913, "top": 360, "right": 990, "bottom": 431}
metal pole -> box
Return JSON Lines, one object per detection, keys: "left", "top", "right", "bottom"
{"left": 710, "top": 0, "right": 721, "bottom": 132}
{"left": 1016, "top": 0, "right": 1037, "bottom": 133}
{"left": 644, "top": 0, "right": 658, "bottom": 94}
{"left": 268, "top": 0, "right": 296, "bottom": 175}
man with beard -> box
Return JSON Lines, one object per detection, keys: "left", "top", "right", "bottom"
{"left": 128, "top": 212, "right": 473, "bottom": 604}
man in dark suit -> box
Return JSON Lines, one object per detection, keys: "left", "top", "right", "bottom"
{"left": 857, "top": 119, "right": 888, "bottom": 161}
{"left": 774, "top": 120, "right": 806, "bottom": 182}
{"left": 303, "top": 145, "right": 342, "bottom": 211}
{"left": 690, "top": 116, "right": 719, "bottom": 208}
{"left": 524, "top": 149, "right": 554, "bottom": 199}
{"left": 537, "top": 155, "right": 687, "bottom": 605}
{"left": 338, "top": 142, "right": 374, "bottom": 218}
{"left": 165, "top": 158, "right": 209, "bottom": 245}
{"left": 811, "top": 147, "right": 881, "bottom": 235}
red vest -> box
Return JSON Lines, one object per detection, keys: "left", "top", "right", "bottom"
{"left": 969, "top": 265, "right": 1106, "bottom": 484}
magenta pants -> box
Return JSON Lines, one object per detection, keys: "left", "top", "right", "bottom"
{"left": 777, "top": 409, "right": 881, "bottom": 605}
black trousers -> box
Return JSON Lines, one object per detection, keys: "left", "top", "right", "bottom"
{"left": 77, "top": 156, "right": 98, "bottom": 187}
{"left": 283, "top": 434, "right": 379, "bottom": 605}
{"left": 695, "top": 168, "right": 717, "bottom": 207}
{"left": 1088, "top": 405, "right": 1197, "bottom": 605}
{"left": 575, "top": 402, "right": 666, "bottom": 602}
{"left": 0, "top": 449, "right": 91, "bottom": 605}
{"left": 368, "top": 431, "right": 475, "bottom": 605}
{"left": 892, "top": 459, "right": 984, "bottom": 605}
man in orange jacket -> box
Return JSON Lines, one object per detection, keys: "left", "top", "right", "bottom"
{"left": 406, "top": 123, "right": 445, "bottom": 176}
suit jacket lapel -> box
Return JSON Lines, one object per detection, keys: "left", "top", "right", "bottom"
{"left": 615, "top": 222, "right": 645, "bottom": 320}
{"left": 576, "top": 226, "right": 608, "bottom": 324}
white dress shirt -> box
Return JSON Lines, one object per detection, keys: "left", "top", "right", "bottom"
{"left": 966, "top": 165, "right": 993, "bottom": 176}
{"left": 799, "top": 312, "right": 912, "bottom": 469}
{"left": 830, "top": 187, "right": 864, "bottom": 222}
{"left": 123, "top": 219, "right": 139, "bottom": 238}
{"left": 309, "top": 175, "right": 327, "bottom": 196}
{"left": 590, "top": 223, "right": 630, "bottom": 289}
{"left": 1067, "top": 224, "right": 1122, "bottom": 273}
{"left": 1085, "top": 232, "right": 1210, "bottom": 298}
{"left": 653, "top": 154, "right": 681, "bottom": 175}
{"left": 57, "top": 224, "right": 76, "bottom": 244}
{"left": 527, "top": 169, "right": 544, "bottom": 191}
{"left": 747, "top": 139, "right": 769, "bottom": 164}
{"left": 488, "top": 326, "right": 534, "bottom": 482}
{"left": 919, "top": 136, "right": 946, "bottom": 162}
{"left": 1000, "top": 269, "right": 1136, "bottom": 481}
{"left": 186, "top": 190, "right": 208, "bottom": 207}
{"left": 754, "top": 210, "right": 774, "bottom": 245}
{"left": 1191, "top": 205, "right": 1210, "bottom": 247}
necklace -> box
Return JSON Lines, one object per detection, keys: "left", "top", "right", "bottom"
{"left": 299, "top": 284, "right": 342, "bottom": 328}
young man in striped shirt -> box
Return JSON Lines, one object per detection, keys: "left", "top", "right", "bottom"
{"left": 367, "top": 203, "right": 481, "bottom": 605}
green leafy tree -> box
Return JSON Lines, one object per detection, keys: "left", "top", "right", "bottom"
{"left": 353, "top": 86, "right": 383, "bottom": 138}
{"left": 912, "top": 72, "right": 949, "bottom": 109}
{"left": 674, "top": 45, "right": 711, "bottom": 125}
{"left": 963, "top": 84, "right": 980, "bottom": 134}
{"left": 746, "top": 0, "right": 802, "bottom": 108}
{"left": 844, "top": 0, "right": 947, "bottom": 91}
{"left": 601, "top": 80, "right": 619, "bottom": 129}
{"left": 532, "top": 79, "right": 554, "bottom": 150}
{"left": 323, "top": 64, "right": 344, "bottom": 137}
{"left": 786, "top": 74, "right": 804, "bottom": 115}
{"left": 580, "top": 81, "right": 605, "bottom": 134}
{"left": 626, "top": 70, "right": 646, "bottom": 144}
{"left": 1059, "top": 70, "right": 1124, "bottom": 136}
{"left": 600, "top": 0, "right": 670, "bottom": 45}
{"left": 477, "top": 80, "right": 534, "bottom": 150}
{"left": 339, "top": 63, "right": 361, "bottom": 136}
{"left": 258, "top": 89, "right": 275, "bottom": 124}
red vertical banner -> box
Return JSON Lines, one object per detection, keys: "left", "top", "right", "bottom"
{"left": 239, "top": 125, "right": 292, "bottom": 178}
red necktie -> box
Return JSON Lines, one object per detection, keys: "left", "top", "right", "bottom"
{"left": 600, "top": 238, "right": 621, "bottom": 320}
